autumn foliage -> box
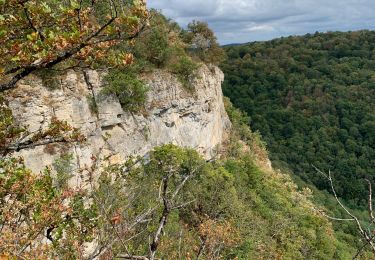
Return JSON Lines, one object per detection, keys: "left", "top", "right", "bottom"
{"left": 0, "top": 0, "right": 148, "bottom": 90}
{"left": 0, "top": 158, "right": 96, "bottom": 258}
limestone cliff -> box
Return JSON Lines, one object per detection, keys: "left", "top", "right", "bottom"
{"left": 7, "top": 65, "right": 231, "bottom": 175}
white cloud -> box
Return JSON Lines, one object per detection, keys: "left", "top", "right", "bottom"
{"left": 147, "top": 0, "right": 375, "bottom": 44}
{"left": 246, "top": 24, "right": 275, "bottom": 32}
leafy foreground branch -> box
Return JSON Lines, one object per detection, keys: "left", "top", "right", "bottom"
{"left": 0, "top": 0, "right": 148, "bottom": 92}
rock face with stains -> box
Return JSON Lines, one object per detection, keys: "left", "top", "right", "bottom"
{"left": 8, "top": 64, "right": 231, "bottom": 178}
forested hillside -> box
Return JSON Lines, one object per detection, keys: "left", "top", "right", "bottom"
{"left": 221, "top": 30, "right": 375, "bottom": 206}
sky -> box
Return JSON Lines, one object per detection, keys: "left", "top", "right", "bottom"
{"left": 147, "top": 0, "right": 375, "bottom": 44}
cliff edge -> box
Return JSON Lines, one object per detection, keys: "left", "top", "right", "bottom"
{"left": 8, "top": 65, "right": 231, "bottom": 176}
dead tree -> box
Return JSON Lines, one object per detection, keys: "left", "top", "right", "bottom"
{"left": 313, "top": 166, "right": 375, "bottom": 259}
{"left": 148, "top": 160, "right": 213, "bottom": 260}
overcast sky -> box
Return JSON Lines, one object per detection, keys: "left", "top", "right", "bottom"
{"left": 147, "top": 0, "right": 375, "bottom": 44}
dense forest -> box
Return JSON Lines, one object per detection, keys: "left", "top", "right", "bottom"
{"left": 221, "top": 30, "right": 375, "bottom": 207}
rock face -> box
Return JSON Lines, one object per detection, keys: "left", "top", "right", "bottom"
{"left": 8, "top": 65, "right": 231, "bottom": 175}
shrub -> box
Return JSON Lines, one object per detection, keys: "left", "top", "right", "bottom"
{"left": 133, "top": 10, "right": 186, "bottom": 69}
{"left": 134, "top": 25, "right": 169, "bottom": 67}
{"left": 102, "top": 69, "right": 148, "bottom": 113}
{"left": 170, "top": 57, "right": 199, "bottom": 91}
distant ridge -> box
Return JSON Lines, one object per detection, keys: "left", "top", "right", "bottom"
{"left": 221, "top": 43, "right": 242, "bottom": 47}
{"left": 222, "top": 29, "right": 375, "bottom": 47}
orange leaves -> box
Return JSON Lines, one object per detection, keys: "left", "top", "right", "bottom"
{"left": 76, "top": 45, "right": 92, "bottom": 59}
{"left": 0, "top": 254, "right": 11, "bottom": 260}
{"left": 54, "top": 36, "right": 71, "bottom": 51}
{"left": 0, "top": 157, "right": 96, "bottom": 258}
{"left": 9, "top": 42, "right": 21, "bottom": 55}
{"left": 110, "top": 212, "right": 122, "bottom": 225}
{"left": 122, "top": 53, "right": 134, "bottom": 66}
{"left": 30, "top": 116, "right": 86, "bottom": 144}
{"left": 93, "top": 50, "right": 105, "bottom": 59}
{"left": 198, "top": 219, "right": 240, "bottom": 256}
{"left": 26, "top": 31, "right": 39, "bottom": 41}
{"left": 0, "top": 159, "right": 55, "bottom": 255}
{"left": 1, "top": 0, "right": 149, "bottom": 86}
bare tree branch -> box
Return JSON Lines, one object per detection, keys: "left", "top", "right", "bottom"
{"left": 196, "top": 237, "right": 206, "bottom": 260}
{"left": 116, "top": 254, "right": 149, "bottom": 260}
{"left": 76, "top": 0, "right": 84, "bottom": 31}
{"left": 315, "top": 208, "right": 355, "bottom": 221}
{"left": 172, "top": 158, "right": 214, "bottom": 200}
{"left": 365, "top": 179, "right": 375, "bottom": 224}
{"left": 149, "top": 159, "right": 214, "bottom": 260}
{"left": 6, "top": 137, "right": 65, "bottom": 152}
{"left": 313, "top": 165, "right": 375, "bottom": 254}
{"left": 172, "top": 199, "right": 196, "bottom": 210}
{"left": 150, "top": 175, "right": 170, "bottom": 260}
{"left": 353, "top": 234, "right": 375, "bottom": 260}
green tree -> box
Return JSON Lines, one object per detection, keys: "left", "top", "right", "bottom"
{"left": 183, "top": 21, "right": 226, "bottom": 65}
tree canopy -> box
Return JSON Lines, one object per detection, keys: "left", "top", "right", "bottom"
{"left": 221, "top": 30, "right": 375, "bottom": 206}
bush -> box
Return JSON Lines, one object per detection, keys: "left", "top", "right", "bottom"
{"left": 134, "top": 25, "right": 169, "bottom": 67}
{"left": 102, "top": 68, "right": 148, "bottom": 113}
{"left": 133, "top": 10, "right": 186, "bottom": 69}
{"left": 170, "top": 57, "right": 199, "bottom": 91}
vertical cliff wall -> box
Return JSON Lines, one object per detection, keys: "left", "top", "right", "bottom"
{"left": 8, "top": 64, "right": 231, "bottom": 174}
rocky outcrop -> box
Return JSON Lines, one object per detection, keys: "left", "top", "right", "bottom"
{"left": 8, "top": 64, "right": 231, "bottom": 176}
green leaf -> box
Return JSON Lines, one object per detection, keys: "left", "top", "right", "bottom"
{"left": 11, "top": 56, "right": 20, "bottom": 62}
{"left": 70, "top": 0, "right": 80, "bottom": 9}
{"left": 48, "top": 31, "right": 55, "bottom": 39}
{"left": 41, "top": 2, "right": 52, "bottom": 13}
{"left": 8, "top": 15, "right": 16, "bottom": 21}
